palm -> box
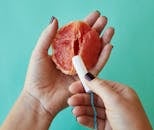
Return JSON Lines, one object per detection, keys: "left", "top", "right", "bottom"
{"left": 25, "top": 51, "right": 77, "bottom": 115}
{"left": 24, "top": 11, "right": 114, "bottom": 116}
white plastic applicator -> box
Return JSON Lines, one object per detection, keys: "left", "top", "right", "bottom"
{"left": 72, "top": 55, "right": 97, "bottom": 130}
{"left": 72, "top": 55, "right": 91, "bottom": 93}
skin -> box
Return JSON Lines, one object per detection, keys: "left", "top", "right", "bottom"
{"left": 68, "top": 79, "right": 152, "bottom": 130}
{"left": 0, "top": 11, "right": 114, "bottom": 130}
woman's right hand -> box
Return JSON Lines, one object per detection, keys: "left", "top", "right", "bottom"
{"left": 68, "top": 75, "right": 152, "bottom": 130}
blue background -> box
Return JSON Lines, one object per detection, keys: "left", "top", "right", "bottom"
{"left": 0, "top": 0, "right": 154, "bottom": 129}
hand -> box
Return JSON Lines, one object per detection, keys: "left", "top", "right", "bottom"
{"left": 24, "top": 11, "right": 114, "bottom": 119}
{"left": 68, "top": 77, "right": 152, "bottom": 130}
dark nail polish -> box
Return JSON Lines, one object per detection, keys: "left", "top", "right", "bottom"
{"left": 96, "top": 10, "right": 100, "bottom": 14}
{"left": 112, "top": 45, "right": 114, "bottom": 48}
{"left": 50, "top": 16, "right": 55, "bottom": 24}
{"left": 103, "top": 16, "right": 108, "bottom": 20}
{"left": 71, "top": 107, "right": 74, "bottom": 113}
{"left": 85, "top": 72, "right": 95, "bottom": 81}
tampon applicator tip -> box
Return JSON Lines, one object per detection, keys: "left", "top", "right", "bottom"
{"left": 72, "top": 55, "right": 91, "bottom": 93}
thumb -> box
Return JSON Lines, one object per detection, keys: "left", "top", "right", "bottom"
{"left": 85, "top": 73, "right": 119, "bottom": 105}
{"left": 34, "top": 17, "right": 58, "bottom": 55}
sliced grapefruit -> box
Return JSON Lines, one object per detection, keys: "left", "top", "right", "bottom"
{"left": 51, "top": 21, "right": 102, "bottom": 75}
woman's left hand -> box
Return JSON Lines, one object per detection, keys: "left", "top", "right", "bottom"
{"left": 24, "top": 11, "right": 114, "bottom": 118}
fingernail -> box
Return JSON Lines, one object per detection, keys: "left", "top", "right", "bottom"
{"left": 103, "top": 16, "right": 108, "bottom": 20}
{"left": 111, "top": 45, "right": 114, "bottom": 48}
{"left": 96, "top": 10, "right": 100, "bottom": 14}
{"left": 71, "top": 107, "right": 74, "bottom": 113}
{"left": 50, "top": 16, "right": 55, "bottom": 24}
{"left": 67, "top": 98, "right": 71, "bottom": 105}
{"left": 85, "top": 72, "right": 95, "bottom": 81}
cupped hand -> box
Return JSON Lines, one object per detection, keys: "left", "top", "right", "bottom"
{"left": 23, "top": 11, "right": 114, "bottom": 118}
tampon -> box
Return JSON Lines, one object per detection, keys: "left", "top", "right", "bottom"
{"left": 72, "top": 55, "right": 91, "bottom": 93}
{"left": 72, "top": 55, "right": 98, "bottom": 129}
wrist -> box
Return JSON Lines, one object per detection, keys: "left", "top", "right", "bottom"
{"left": 20, "top": 90, "right": 53, "bottom": 123}
{"left": 1, "top": 90, "right": 53, "bottom": 130}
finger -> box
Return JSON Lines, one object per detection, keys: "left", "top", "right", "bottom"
{"left": 90, "top": 44, "right": 113, "bottom": 75}
{"left": 92, "top": 16, "right": 107, "bottom": 34}
{"left": 84, "top": 76, "right": 121, "bottom": 106}
{"left": 102, "top": 27, "right": 115, "bottom": 45}
{"left": 90, "top": 28, "right": 114, "bottom": 75}
{"left": 77, "top": 115, "right": 105, "bottom": 130}
{"left": 72, "top": 106, "right": 106, "bottom": 119}
{"left": 68, "top": 93, "right": 104, "bottom": 108}
{"left": 34, "top": 18, "right": 58, "bottom": 55}
{"left": 69, "top": 81, "right": 85, "bottom": 94}
{"left": 84, "top": 11, "right": 100, "bottom": 27}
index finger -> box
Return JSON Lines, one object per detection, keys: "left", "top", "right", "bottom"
{"left": 69, "top": 81, "right": 85, "bottom": 94}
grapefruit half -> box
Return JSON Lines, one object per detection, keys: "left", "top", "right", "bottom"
{"left": 51, "top": 21, "right": 102, "bottom": 75}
